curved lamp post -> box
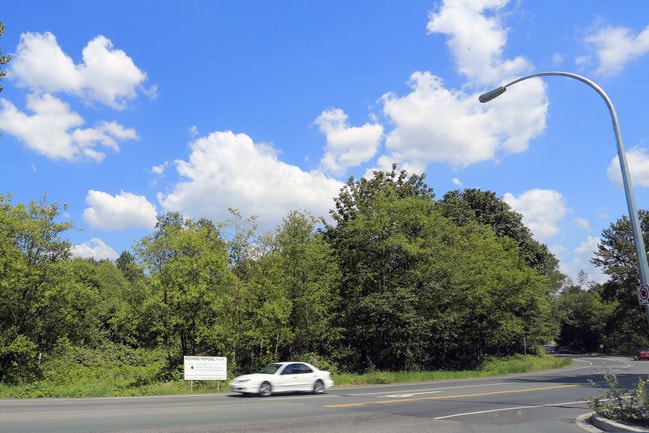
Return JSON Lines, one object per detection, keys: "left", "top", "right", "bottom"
{"left": 479, "top": 71, "right": 649, "bottom": 324}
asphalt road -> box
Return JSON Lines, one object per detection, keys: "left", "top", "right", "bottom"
{"left": 1, "top": 356, "right": 645, "bottom": 433}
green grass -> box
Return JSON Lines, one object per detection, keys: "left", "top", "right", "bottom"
{"left": 333, "top": 355, "right": 572, "bottom": 386}
{"left": 0, "top": 351, "right": 572, "bottom": 398}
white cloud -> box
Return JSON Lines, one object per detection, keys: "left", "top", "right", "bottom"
{"left": 380, "top": 71, "right": 547, "bottom": 170}
{"left": 83, "top": 190, "right": 158, "bottom": 231}
{"left": 571, "top": 217, "right": 591, "bottom": 232}
{"left": 503, "top": 189, "right": 567, "bottom": 241}
{"left": 70, "top": 238, "right": 119, "bottom": 261}
{"left": 316, "top": 108, "right": 383, "bottom": 175}
{"left": 555, "top": 236, "right": 606, "bottom": 284}
{"left": 151, "top": 161, "right": 169, "bottom": 175}
{"left": 586, "top": 24, "right": 649, "bottom": 77}
{"left": 158, "top": 131, "right": 344, "bottom": 233}
{"left": 375, "top": 0, "right": 547, "bottom": 171}
{"left": 0, "top": 93, "right": 138, "bottom": 161}
{"left": 426, "top": 0, "right": 531, "bottom": 85}
{"left": 0, "top": 32, "right": 145, "bottom": 161}
{"left": 607, "top": 147, "right": 649, "bottom": 187}
{"left": 9, "top": 32, "right": 152, "bottom": 109}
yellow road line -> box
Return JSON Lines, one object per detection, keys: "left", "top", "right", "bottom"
{"left": 324, "top": 384, "right": 578, "bottom": 408}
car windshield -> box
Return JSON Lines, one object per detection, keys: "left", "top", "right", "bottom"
{"left": 257, "top": 363, "right": 282, "bottom": 374}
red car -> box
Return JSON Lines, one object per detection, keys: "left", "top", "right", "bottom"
{"left": 633, "top": 350, "right": 649, "bottom": 361}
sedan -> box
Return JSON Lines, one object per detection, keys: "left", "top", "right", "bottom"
{"left": 229, "top": 362, "right": 334, "bottom": 397}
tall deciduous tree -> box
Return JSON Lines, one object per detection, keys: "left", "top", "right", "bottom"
{"left": 591, "top": 211, "right": 649, "bottom": 352}
{"left": 0, "top": 195, "right": 74, "bottom": 383}
{"left": 325, "top": 166, "right": 440, "bottom": 371}
{"left": 134, "top": 212, "right": 230, "bottom": 370}
{"left": 325, "top": 166, "right": 557, "bottom": 371}
{"left": 269, "top": 210, "right": 340, "bottom": 359}
{"left": 439, "top": 189, "right": 562, "bottom": 284}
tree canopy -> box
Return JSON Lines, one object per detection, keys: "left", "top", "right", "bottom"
{"left": 9, "top": 165, "right": 648, "bottom": 385}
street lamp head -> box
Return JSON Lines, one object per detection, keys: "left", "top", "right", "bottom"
{"left": 479, "top": 86, "right": 507, "bottom": 103}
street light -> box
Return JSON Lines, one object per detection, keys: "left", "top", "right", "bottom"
{"left": 479, "top": 71, "right": 649, "bottom": 324}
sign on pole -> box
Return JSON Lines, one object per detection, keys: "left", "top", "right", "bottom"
{"left": 638, "top": 285, "right": 649, "bottom": 305}
{"left": 183, "top": 356, "right": 227, "bottom": 381}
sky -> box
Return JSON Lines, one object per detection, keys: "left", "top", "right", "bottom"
{"left": 2, "top": 0, "right": 649, "bottom": 284}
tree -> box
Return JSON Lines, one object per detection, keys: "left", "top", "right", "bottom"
{"left": 591, "top": 211, "right": 649, "bottom": 352}
{"left": 0, "top": 195, "right": 74, "bottom": 383}
{"left": 439, "top": 188, "right": 563, "bottom": 283}
{"left": 554, "top": 280, "right": 614, "bottom": 353}
{"left": 325, "top": 165, "right": 440, "bottom": 371}
{"left": 0, "top": 21, "right": 10, "bottom": 93}
{"left": 134, "top": 212, "right": 230, "bottom": 370}
{"left": 267, "top": 210, "right": 340, "bottom": 359}
{"left": 325, "top": 166, "right": 557, "bottom": 371}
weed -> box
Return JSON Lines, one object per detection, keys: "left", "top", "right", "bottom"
{"left": 585, "top": 366, "right": 649, "bottom": 427}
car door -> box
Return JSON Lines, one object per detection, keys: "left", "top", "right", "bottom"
{"left": 276, "top": 363, "right": 300, "bottom": 392}
{"left": 293, "top": 363, "right": 315, "bottom": 391}
{"left": 278, "top": 363, "right": 312, "bottom": 392}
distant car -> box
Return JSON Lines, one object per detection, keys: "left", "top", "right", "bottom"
{"left": 229, "top": 362, "right": 334, "bottom": 397}
{"left": 634, "top": 350, "right": 649, "bottom": 361}
{"left": 557, "top": 346, "right": 570, "bottom": 354}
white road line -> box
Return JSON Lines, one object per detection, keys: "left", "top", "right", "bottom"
{"left": 433, "top": 400, "right": 587, "bottom": 420}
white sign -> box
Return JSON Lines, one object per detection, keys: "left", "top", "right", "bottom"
{"left": 639, "top": 285, "right": 649, "bottom": 305}
{"left": 184, "top": 356, "right": 227, "bottom": 381}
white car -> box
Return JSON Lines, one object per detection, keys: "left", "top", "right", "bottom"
{"left": 229, "top": 362, "right": 334, "bottom": 397}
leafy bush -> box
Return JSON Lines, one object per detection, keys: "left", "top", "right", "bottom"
{"left": 586, "top": 367, "right": 649, "bottom": 427}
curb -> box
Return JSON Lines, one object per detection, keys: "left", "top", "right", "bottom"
{"left": 589, "top": 413, "right": 649, "bottom": 432}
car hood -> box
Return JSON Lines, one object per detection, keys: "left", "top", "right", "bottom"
{"left": 230, "top": 373, "right": 271, "bottom": 383}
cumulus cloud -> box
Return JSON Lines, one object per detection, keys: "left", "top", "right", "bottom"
{"left": 151, "top": 161, "right": 169, "bottom": 175}
{"left": 585, "top": 24, "right": 649, "bottom": 77}
{"left": 376, "top": 0, "right": 546, "bottom": 171}
{"left": 70, "top": 238, "right": 119, "bottom": 261}
{"left": 9, "top": 32, "right": 152, "bottom": 109}
{"left": 0, "top": 93, "right": 138, "bottom": 161}
{"left": 426, "top": 0, "right": 530, "bottom": 85}
{"left": 381, "top": 71, "right": 547, "bottom": 171}
{"left": 557, "top": 236, "right": 606, "bottom": 284}
{"left": 503, "top": 189, "right": 568, "bottom": 241}
{"left": 316, "top": 108, "right": 384, "bottom": 175}
{"left": 158, "top": 131, "right": 344, "bottom": 233}
{"left": 607, "top": 148, "right": 649, "bottom": 187}
{"left": 83, "top": 190, "right": 158, "bottom": 231}
{"left": 0, "top": 32, "right": 147, "bottom": 161}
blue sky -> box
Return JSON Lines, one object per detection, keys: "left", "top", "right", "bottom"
{"left": 2, "top": 0, "right": 649, "bottom": 284}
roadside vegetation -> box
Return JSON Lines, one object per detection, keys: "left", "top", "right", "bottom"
{"left": 586, "top": 367, "right": 649, "bottom": 428}
{"left": 0, "top": 352, "right": 571, "bottom": 398}
{"left": 2, "top": 166, "right": 649, "bottom": 394}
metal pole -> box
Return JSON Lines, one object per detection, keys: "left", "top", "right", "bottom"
{"left": 479, "top": 71, "right": 649, "bottom": 325}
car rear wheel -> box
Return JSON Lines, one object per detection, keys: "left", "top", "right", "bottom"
{"left": 312, "top": 380, "right": 325, "bottom": 394}
{"left": 259, "top": 381, "right": 272, "bottom": 397}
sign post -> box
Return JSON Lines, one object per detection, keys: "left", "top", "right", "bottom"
{"left": 183, "top": 356, "right": 227, "bottom": 392}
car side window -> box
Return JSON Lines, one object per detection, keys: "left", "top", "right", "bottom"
{"left": 296, "top": 363, "right": 313, "bottom": 374}
{"left": 281, "top": 364, "right": 296, "bottom": 375}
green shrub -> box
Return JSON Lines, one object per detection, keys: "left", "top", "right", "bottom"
{"left": 586, "top": 367, "right": 649, "bottom": 427}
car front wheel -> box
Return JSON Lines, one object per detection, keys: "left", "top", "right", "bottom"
{"left": 259, "top": 381, "right": 272, "bottom": 397}
{"left": 312, "top": 380, "right": 325, "bottom": 394}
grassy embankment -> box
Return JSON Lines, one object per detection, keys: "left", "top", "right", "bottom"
{"left": 0, "top": 346, "right": 572, "bottom": 398}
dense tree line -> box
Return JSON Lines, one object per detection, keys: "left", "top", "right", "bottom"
{"left": 554, "top": 212, "right": 649, "bottom": 354}
{"left": 1, "top": 166, "right": 648, "bottom": 385}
